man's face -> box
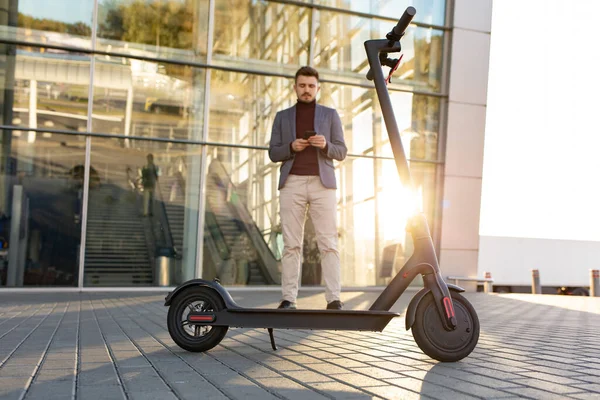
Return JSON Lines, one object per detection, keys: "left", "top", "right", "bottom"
{"left": 294, "top": 75, "right": 320, "bottom": 103}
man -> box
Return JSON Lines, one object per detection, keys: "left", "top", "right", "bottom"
{"left": 141, "top": 153, "right": 159, "bottom": 216}
{"left": 268, "top": 66, "right": 347, "bottom": 310}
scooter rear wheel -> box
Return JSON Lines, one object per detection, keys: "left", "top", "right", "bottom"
{"left": 411, "top": 291, "right": 479, "bottom": 362}
{"left": 167, "top": 286, "right": 228, "bottom": 352}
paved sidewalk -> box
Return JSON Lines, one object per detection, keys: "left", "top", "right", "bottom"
{"left": 0, "top": 290, "right": 599, "bottom": 400}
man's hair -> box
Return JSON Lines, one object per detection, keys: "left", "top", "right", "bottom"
{"left": 295, "top": 66, "right": 319, "bottom": 83}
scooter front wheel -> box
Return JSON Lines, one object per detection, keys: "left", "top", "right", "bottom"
{"left": 167, "top": 286, "right": 228, "bottom": 352}
{"left": 411, "top": 291, "right": 479, "bottom": 362}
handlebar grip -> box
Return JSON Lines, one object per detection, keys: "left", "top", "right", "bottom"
{"left": 392, "top": 6, "right": 416, "bottom": 37}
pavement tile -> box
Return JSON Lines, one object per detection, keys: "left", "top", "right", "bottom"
{"left": 281, "top": 368, "right": 334, "bottom": 383}
{"left": 350, "top": 366, "right": 406, "bottom": 379}
{"left": 127, "top": 390, "right": 179, "bottom": 400}
{"left": 569, "top": 393, "right": 600, "bottom": 400}
{"left": 254, "top": 377, "right": 330, "bottom": 400}
{"left": 570, "top": 383, "right": 600, "bottom": 393}
{"left": 503, "top": 387, "right": 580, "bottom": 400}
{"left": 0, "top": 364, "right": 36, "bottom": 377}
{"left": 25, "top": 382, "right": 75, "bottom": 400}
{"left": 77, "top": 384, "right": 126, "bottom": 399}
{"left": 119, "top": 369, "right": 170, "bottom": 392}
{"left": 363, "top": 385, "right": 425, "bottom": 400}
{"left": 207, "top": 373, "right": 281, "bottom": 400}
{"left": 0, "top": 376, "right": 28, "bottom": 399}
{"left": 33, "top": 368, "right": 74, "bottom": 382}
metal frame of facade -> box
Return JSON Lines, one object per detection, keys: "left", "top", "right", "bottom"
{"left": 0, "top": 0, "right": 451, "bottom": 289}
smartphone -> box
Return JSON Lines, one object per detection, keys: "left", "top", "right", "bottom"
{"left": 303, "top": 130, "right": 317, "bottom": 140}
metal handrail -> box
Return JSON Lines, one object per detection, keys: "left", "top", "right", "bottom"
{"left": 152, "top": 177, "right": 177, "bottom": 257}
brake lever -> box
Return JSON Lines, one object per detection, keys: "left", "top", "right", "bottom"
{"left": 385, "top": 54, "right": 404, "bottom": 85}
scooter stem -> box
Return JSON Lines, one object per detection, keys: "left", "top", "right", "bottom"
{"left": 364, "top": 26, "right": 457, "bottom": 330}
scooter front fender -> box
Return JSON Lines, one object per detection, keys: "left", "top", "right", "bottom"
{"left": 164, "top": 279, "right": 239, "bottom": 309}
{"left": 405, "top": 284, "right": 464, "bottom": 330}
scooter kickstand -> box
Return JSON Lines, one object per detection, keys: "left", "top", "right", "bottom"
{"left": 267, "top": 328, "right": 277, "bottom": 350}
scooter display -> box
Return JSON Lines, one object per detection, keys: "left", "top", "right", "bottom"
{"left": 165, "top": 6, "right": 480, "bottom": 363}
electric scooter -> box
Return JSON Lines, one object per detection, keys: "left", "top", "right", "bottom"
{"left": 165, "top": 6, "right": 480, "bottom": 363}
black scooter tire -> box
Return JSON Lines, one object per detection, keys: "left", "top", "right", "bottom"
{"left": 411, "top": 291, "right": 479, "bottom": 362}
{"left": 167, "top": 287, "right": 228, "bottom": 352}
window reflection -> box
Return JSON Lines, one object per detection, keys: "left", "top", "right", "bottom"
{"left": 0, "top": 48, "right": 90, "bottom": 135}
{"left": 314, "top": 11, "right": 444, "bottom": 91}
{"left": 84, "top": 138, "right": 201, "bottom": 287}
{"left": 208, "top": 70, "right": 296, "bottom": 144}
{"left": 321, "top": 82, "right": 440, "bottom": 160}
{"left": 201, "top": 146, "right": 281, "bottom": 285}
{"left": 0, "top": 0, "right": 93, "bottom": 48}
{"left": 315, "top": 0, "right": 446, "bottom": 26}
{"left": 92, "top": 56, "right": 205, "bottom": 141}
{"left": 97, "top": 0, "right": 209, "bottom": 62}
{"left": 213, "top": 0, "right": 310, "bottom": 75}
{"left": 0, "top": 132, "right": 85, "bottom": 287}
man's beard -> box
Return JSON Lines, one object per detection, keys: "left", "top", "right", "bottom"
{"left": 298, "top": 94, "right": 313, "bottom": 103}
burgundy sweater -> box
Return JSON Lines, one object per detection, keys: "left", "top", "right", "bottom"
{"left": 290, "top": 100, "right": 319, "bottom": 176}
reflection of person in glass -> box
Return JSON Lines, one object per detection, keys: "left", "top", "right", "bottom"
{"left": 268, "top": 66, "right": 348, "bottom": 310}
{"left": 141, "top": 154, "right": 159, "bottom": 217}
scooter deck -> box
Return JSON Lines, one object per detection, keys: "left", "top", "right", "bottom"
{"left": 188, "top": 308, "right": 401, "bottom": 331}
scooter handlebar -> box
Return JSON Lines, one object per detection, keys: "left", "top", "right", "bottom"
{"left": 392, "top": 6, "right": 416, "bottom": 37}
{"left": 365, "top": 7, "right": 416, "bottom": 81}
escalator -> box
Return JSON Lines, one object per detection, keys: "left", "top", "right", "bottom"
{"left": 203, "top": 159, "right": 280, "bottom": 285}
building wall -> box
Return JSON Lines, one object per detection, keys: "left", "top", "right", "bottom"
{"left": 440, "top": 0, "right": 493, "bottom": 289}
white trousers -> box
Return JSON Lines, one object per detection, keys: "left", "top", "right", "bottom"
{"left": 279, "top": 175, "right": 341, "bottom": 303}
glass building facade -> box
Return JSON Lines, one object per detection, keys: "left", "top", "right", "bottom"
{"left": 0, "top": 0, "right": 448, "bottom": 288}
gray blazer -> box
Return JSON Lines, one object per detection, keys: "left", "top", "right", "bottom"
{"left": 268, "top": 104, "right": 347, "bottom": 190}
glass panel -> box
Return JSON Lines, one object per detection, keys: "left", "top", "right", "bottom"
{"left": 313, "top": 11, "right": 444, "bottom": 92}
{"left": 318, "top": 82, "right": 439, "bottom": 161}
{"left": 314, "top": 0, "right": 446, "bottom": 26}
{"left": 97, "top": 0, "right": 209, "bottom": 62}
{"left": 213, "top": 0, "right": 311, "bottom": 76}
{"left": 201, "top": 146, "right": 281, "bottom": 285}
{"left": 208, "top": 69, "right": 296, "bottom": 144}
{"left": 5, "top": 48, "right": 91, "bottom": 133}
{"left": 376, "top": 159, "right": 437, "bottom": 284}
{"left": 0, "top": 131, "right": 84, "bottom": 287}
{"left": 83, "top": 137, "right": 202, "bottom": 287}
{"left": 351, "top": 157, "right": 374, "bottom": 203}
{"left": 380, "top": 92, "right": 440, "bottom": 160}
{"left": 0, "top": 0, "right": 93, "bottom": 48}
{"left": 344, "top": 199, "right": 376, "bottom": 286}
{"left": 92, "top": 56, "right": 205, "bottom": 141}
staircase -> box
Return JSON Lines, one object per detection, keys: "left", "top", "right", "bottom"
{"left": 84, "top": 185, "right": 153, "bottom": 286}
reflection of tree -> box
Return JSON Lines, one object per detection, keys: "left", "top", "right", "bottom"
{"left": 98, "top": 0, "right": 193, "bottom": 49}
{"left": 396, "top": 34, "right": 443, "bottom": 91}
{"left": 18, "top": 14, "right": 91, "bottom": 36}
{"left": 413, "top": 34, "right": 443, "bottom": 91}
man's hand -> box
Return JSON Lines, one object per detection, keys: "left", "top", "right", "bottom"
{"left": 291, "top": 138, "right": 310, "bottom": 152}
{"left": 308, "top": 134, "right": 327, "bottom": 149}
